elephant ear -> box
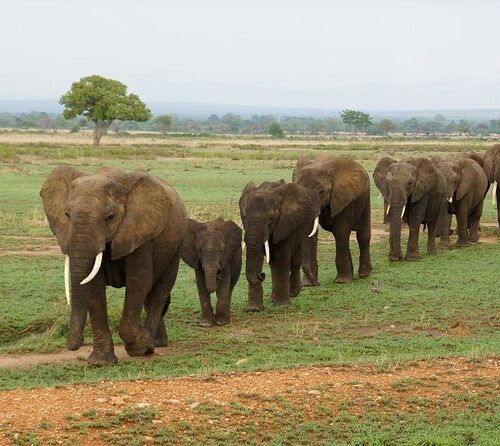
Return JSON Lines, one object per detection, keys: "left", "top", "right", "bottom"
{"left": 221, "top": 220, "right": 243, "bottom": 260}
{"left": 329, "top": 158, "right": 369, "bottom": 217}
{"left": 180, "top": 219, "right": 206, "bottom": 269}
{"left": 111, "top": 172, "right": 171, "bottom": 260}
{"left": 410, "top": 158, "right": 438, "bottom": 203}
{"left": 482, "top": 147, "right": 497, "bottom": 181}
{"left": 373, "top": 157, "right": 396, "bottom": 200}
{"left": 456, "top": 159, "right": 477, "bottom": 201}
{"left": 40, "top": 165, "right": 84, "bottom": 254}
{"left": 273, "top": 184, "right": 316, "bottom": 244}
{"left": 292, "top": 157, "right": 313, "bottom": 182}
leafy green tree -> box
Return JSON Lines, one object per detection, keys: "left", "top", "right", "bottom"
{"left": 376, "top": 118, "right": 396, "bottom": 135}
{"left": 340, "top": 109, "right": 372, "bottom": 134}
{"left": 269, "top": 122, "right": 284, "bottom": 138}
{"left": 59, "top": 75, "right": 151, "bottom": 146}
{"left": 155, "top": 114, "right": 172, "bottom": 134}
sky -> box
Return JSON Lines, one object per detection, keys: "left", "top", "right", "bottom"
{"left": 0, "top": 0, "right": 499, "bottom": 110}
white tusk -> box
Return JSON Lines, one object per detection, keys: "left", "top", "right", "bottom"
{"left": 447, "top": 197, "right": 453, "bottom": 203}
{"left": 64, "top": 255, "right": 71, "bottom": 305}
{"left": 241, "top": 240, "right": 246, "bottom": 251}
{"left": 80, "top": 252, "right": 103, "bottom": 285}
{"left": 400, "top": 205, "right": 406, "bottom": 219}
{"left": 264, "top": 240, "right": 270, "bottom": 264}
{"left": 386, "top": 204, "right": 391, "bottom": 215}
{"left": 377, "top": 192, "right": 382, "bottom": 199}
{"left": 308, "top": 216, "right": 319, "bottom": 237}
{"left": 493, "top": 181, "right": 498, "bottom": 207}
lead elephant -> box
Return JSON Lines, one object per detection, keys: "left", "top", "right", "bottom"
{"left": 40, "top": 166, "right": 187, "bottom": 365}
{"left": 292, "top": 156, "right": 372, "bottom": 283}
{"left": 434, "top": 156, "right": 488, "bottom": 247}
{"left": 180, "top": 218, "right": 242, "bottom": 326}
{"left": 239, "top": 180, "right": 319, "bottom": 311}
{"left": 483, "top": 144, "right": 500, "bottom": 227}
{"left": 373, "top": 157, "right": 447, "bottom": 261}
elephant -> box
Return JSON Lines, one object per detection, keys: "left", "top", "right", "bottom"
{"left": 180, "top": 218, "right": 242, "bottom": 326}
{"left": 40, "top": 166, "right": 187, "bottom": 365}
{"left": 373, "top": 157, "right": 448, "bottom": 261}
{"left": 292, "top": 155, "right": 372, "bottom": 284}
{"left": 239, "top": 180, "right": 319, "bottom": 311}
{"left": 483, "top": 144, "right": 500, "bottom": 227}
{"left": 433, "top": 156, "right": 488, "bottom": 247}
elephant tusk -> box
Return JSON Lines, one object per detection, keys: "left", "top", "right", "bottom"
{"left": 447, "top": 197, "right": 453, "bottom": 203}
{"left": 493, "top": 181, "right": 498, "bottom": 207}
{"left": 308, "top": 216, "right": 319, "bottom": 237}
{"left": 241, "top": 240, "right": 246, "bottom": 251}
{"left": 80, "top": 252, "right": 103, "bottom": 285}
{"left": 64, "top": 255, "right": 71, "bottom": 305}
{"left": 386, "top": 204, "right": 391, "bottom": 215}
{"left": 400, "top": 205, "right": 406, "bottom": 219}
{"left": 377, "top": 192, "right": 382, "bottom": 199}
{"left": 264, "top": 240, "right": 270, "bottom": 264}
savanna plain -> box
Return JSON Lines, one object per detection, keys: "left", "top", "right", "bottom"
{"left": 0, "top": 133, "right": 498, "bottom": 445}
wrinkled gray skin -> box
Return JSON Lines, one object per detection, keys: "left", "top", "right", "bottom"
{"left": 374, "top": 157, "right": 448, "bottom": 261}
{"left": 293, "top": 156, "right": 372, "bottom": 284}
{"left": 433, "top": 156, "right": 488, "bottom": 247}
{"left": 239, "top": 180, "right": 319, "bottom": 311}
{"left": 40, "top": 166, "right": 187, "bottom": 365}
{"left": 483, "top": 144, "right": 500, "bottom": 228}
{"left": 181, "top": 218, "right": 242, "bottom": 326}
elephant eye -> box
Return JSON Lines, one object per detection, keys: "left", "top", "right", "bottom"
{"left": 64, "top": 212, "right": 70, "bottom": 219}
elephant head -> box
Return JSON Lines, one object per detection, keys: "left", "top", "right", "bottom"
{"left": 181, "top": 218, "right": 241, "bottom": 293}
{"left": 373, "top": 157, "right": 438, "bottom": 260}
{"left": 40, "top": 165, "right": 172, "bottom": 350}
{"left": 239, "top": 180, "right": 318, "bottom": 287}
{"left": 483, "top": 144, "right": 500, "bottom": 210}
{"left": 446, "top": 157, "right": 482, "bottom": 202}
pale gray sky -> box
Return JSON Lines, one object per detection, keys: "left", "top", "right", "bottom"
{"left": 1, "top": 0, "right": 499, "bottom": 110}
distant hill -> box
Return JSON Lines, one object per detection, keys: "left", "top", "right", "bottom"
{"left": 0, "top": 99, "right": 499, "bottom": 121}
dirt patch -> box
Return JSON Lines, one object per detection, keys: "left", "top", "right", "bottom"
{"left": 447, "top": 320, "right": 474, "bottom": 337}
{"left": 349, "top": 324, "right": 444, "bottom": 338}
{"left": 0, "top": 357, "right": 497, "bottom": 445}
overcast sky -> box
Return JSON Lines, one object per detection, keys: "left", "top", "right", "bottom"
{"left": 1, "top": 0, "right": 499, "bottom": 110}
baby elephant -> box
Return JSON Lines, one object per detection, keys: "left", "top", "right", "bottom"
{"left": 181, "top": 218, "right": 242, "bottom": 326}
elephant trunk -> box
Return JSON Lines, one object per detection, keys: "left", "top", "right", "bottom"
{"left": 388, "top": 189, "right": 406, "bottom": 261}
{"left": 244, "top": 228, "right": 267, "bottom": 285}
{"left": 202, "top": 254, "right": 220, "bottom": 294}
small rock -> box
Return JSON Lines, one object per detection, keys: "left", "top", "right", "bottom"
{"left": 137, "top": 402, "right": 151, "bottom": 408}
{"left": 95, "top": 398, "right": 107, "bottom": 404}
{"left": 236, "top": 358, "right": 248, "bottom": 366}
{"left": 190, "top": 402, "right": 200, "bottom": 409}
{"left": 307, "top": 389, "right": 321, "bottom": 395}
{"left": 143, "top": 436, "right": 155, "bottom": 443}
{"left": 168, "top": 399, "right": 181, "bottom": 405}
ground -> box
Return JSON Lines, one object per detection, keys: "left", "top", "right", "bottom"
{"left": 1, "top": 357, "right": 498, "bottom": 445}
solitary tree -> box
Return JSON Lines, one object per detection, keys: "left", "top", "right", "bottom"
{"left": 269, "top": 122, "right": 284, "bottom": 138}
{"left": 60, "top": 75, "right": 151, "bottom": 146}
{"left": 377, "top": 118, "right": 396, "bottom": 135}
{"left": 340, "top": 109, "right": 372, "bottom": 134}
{"left": 155, "top": 114, "right": 172, "bottom": 134}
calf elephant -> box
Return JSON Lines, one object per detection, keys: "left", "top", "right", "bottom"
{"left": 292, "top": 156, "right": 372, "bottom": 284}
{"left": 374, "top": 157, "right": 448, "bottom": 261}
{"left": 434, "top": 156, "right": 488, "bottom": 247}
{"left": 181, "top": 218, "right": 242, "bottom": 326}
{"left": 483, "top": 144, "right": 500, "bottom": 227}
{"left": 239, "top": 180, "right": 319, "bottom": 311}
{"left": 40, "top": 166, "right": 187, "bottom": 365}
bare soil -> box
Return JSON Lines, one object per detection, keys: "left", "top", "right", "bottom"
{"left": 0, "top": 357, "right": 497, "bottom": 445}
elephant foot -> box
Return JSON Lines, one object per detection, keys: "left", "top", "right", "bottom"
{"left": 334, "top": 274, "right": 353, "bottom": 284}
{"left": 302, "top": 278, "right": 320, "bottom": 287}
{"left": 404, "top": 252, "right": 419, "bottom": 261}
{"left": 389, "top": 254, "right": 403, "bottom": 262}
{"left": 67, "top": 336, "right": 84, "bottom": 351}
{"left": 439, "top": 240, "right": 451, "bottom": 250}
{"left": 87, "top": 348, "right": 118, "bottom": 366}
{"left": 468, "top": 235, "right": 480, "bottom": 244}
{"left": 271, "top": 297, "right": 290, "bottom": 306}
{"left": 358, "top": 264, "right": 372, "bottom": 278}
{"left": 199, "top": 317, "right": 215, "bottom": 327}
{"left": 427, "top": 249, "right": 436, "bottom": 256}
{"left": 124, "top": 330, "right": 155, "bottom": 357}
{"left": 455, "top": 240, "right": 471, "bottom": 248}
{"left": 289, "top": 284, "right": 302, "bottom": 298}
{"left": 155, "top": 331, "right": 168, "bottom": 347}
{"left": 215, "top": 314, "right": 230, "bottom": 325}
{"left": 245, "top": 303, "right": 264, "bottom": 312}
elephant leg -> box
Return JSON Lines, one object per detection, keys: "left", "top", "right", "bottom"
{"left": 468, "top": 201, "right": 483, "bottom": 243}
{"left": 86, "top": 271, "right": 118, "bottom": 366}
{"left": 270, "top": 243, "right": 291, "bottom": 306}
{"left": 426, "top": 221, "right": 437, "bottom": 255}
{"left": 455, "top": 204, "right": 470, "bottom": 247}
{"left": 289, "top": 243, "right": 302, "bottom": 298}
{"left": 215, "top": 268, "right": 231, "bottom": 325}
{"left": 439, "top": 213, "right": 452, "bottom": 250}
{"left": 356, "top": 207, "right": 372, "bottom": 278}
{"left": 154, "top": 294, "right": 170, "bottom": 347}
{"left": 302, "top": 233, "right": 320, "bottom": 286}
{"left": 332, "top": 224, "right": 353, "bottom": 284}
{"left": 405, "top": 223, "right": 420, "bottom": 260}
{"left": 195, "top": 268, "right": 215, "bottom": 327}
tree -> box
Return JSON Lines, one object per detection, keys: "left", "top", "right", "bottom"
{"left": 269, "top": 122, "right": 284, "bottom": 138}
{"left": 376, "top": 118, "right": 396, "bottom": 135}
{"left": 60, "top": 75, "right": 151, "bottom": 146}
{"left": 155, "top": 114, "right": 172, "bottom": 134}
{"left": 340, "top": 109, "right": 372, "bottom": 134}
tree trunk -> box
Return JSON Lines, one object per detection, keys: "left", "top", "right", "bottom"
{"left": 93, "top": 121, "right": 101, "bottom": 146}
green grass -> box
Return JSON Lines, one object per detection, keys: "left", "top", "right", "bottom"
{"left": 0, "top": 136, "right": 498, "bottom": 390}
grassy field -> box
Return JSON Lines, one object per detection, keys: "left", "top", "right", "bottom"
{"left": 0, "top": 135, "right": 498, "bottom": 445}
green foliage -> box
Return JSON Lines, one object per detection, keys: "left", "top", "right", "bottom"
{"left": 269, "top": 122, "right": 284, "bottom": 138}
{"left": 154, "top": 114, "right": 172, "bottom": 134}
{"left": 340, "top": 109, "right": 373, "bottom": 132}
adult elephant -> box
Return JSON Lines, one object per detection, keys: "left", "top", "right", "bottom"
{"left": 292, "top": 156, "right": 371, "bottom": 284}
{"left": 180, "top": 218, "right": 242, "bottom": 326}
{"left": 374, "top": 157, "right": 448, "bottom": 261}
{"left": 239, "top": 180, "right": 319, "bottom": 311}
{"left": 40, "top": 166, "right": 187, "bottom": 365}
{"left": 434, "top": 156, "right": 488, "bottom": 247}
{"left": 483, "top": 144, "right": 500, "bottom": 227}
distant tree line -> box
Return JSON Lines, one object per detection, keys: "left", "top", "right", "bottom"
{"left": 1, "top": 110, "right": 500, "bottom": 137}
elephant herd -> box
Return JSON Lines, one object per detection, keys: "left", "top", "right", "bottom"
{"left": 40, "top": 144, "right": 499, "bottom": 365}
